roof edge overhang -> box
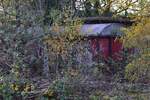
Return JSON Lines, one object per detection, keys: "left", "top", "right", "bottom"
{"left": 84, "top": 35, "right": 121, "bottom": 38}
{"left": 78, "top": 16, "right": 135, "bottom": 25}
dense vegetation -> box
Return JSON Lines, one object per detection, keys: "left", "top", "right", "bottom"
{"left": 0, "top": 0, "right": 150, "bottom": 99}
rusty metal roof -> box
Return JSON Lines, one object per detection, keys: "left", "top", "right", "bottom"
{"left": 80, "top": 23, "right": 124, "bottom": 36}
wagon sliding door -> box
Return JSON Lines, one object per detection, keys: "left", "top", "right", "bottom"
{"left": 90, "top": 37, "right": 123, "bottom": 61}
{"left": 98, "top": 38, "right": 110, "bottom": 59}
{"left": 90, "top": 37, "right": 109, "bottom": 60}
{"left": 111, "top": 38, "right": 123, "bottom": 60}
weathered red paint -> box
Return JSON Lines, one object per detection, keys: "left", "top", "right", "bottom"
{"left": 90, "top": 37, "right": 123, "bottom": 61}
{"left": 91, "top": 39, "right": 97, "bottom": 56}
{"left": 112, "top": 38, "right": 123, "bottom": 60}
{"left": 98, "top": 38, "right": 109, "bottom": 59}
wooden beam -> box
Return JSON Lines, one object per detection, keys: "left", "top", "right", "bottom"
{"left": 79, "top": 16, "right": 135, "bottom": 25}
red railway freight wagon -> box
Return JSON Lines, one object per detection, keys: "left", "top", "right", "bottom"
{"left": 80, "top": 23, "right": 125, "bottom": 61}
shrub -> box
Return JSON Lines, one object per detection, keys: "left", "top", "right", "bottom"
{"left": 125, "top": 54, "right": 150, "bottom": 83}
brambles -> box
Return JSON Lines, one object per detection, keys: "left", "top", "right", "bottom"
{"left": 0, "top": 81, "right": 34, "bottom": 99}
{"left": 125, "top": 54, "right": 150, "bottom": 83}
{"left": 122, "top": 18, "right": 150, "bottom": 83}
{"left": 0, "top": 0, "right": 150, "bottom": 99}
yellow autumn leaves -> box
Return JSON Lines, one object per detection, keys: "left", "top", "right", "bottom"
{"left": 43, "top": 89, "right": 54, "bottom": 97}
{"left": 123, "top": 17, "right": 150, "bottom": 82}
{"left": 125, "top": 54, "right": 150, "bottom": 82}
{"left": 122, "top": 18, "right": 150, "bottom": 49}
{"left": 11, "top": 83, "right": 33, "bottom": 92}
{"left": 44, "top": 18, "right": 83, "bottom": 55}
